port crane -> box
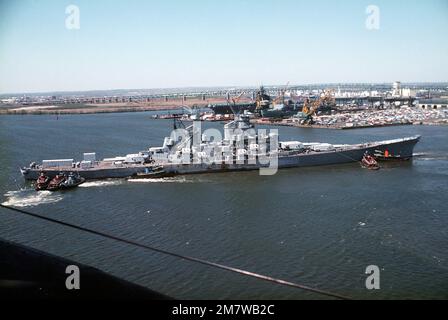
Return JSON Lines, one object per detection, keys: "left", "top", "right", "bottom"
{"left": 273, "top": 82, "right": 290, "bottom": 105}
{"left": 230, "top": 91, "right": 245, "bottom": 105}
{"left": 255, "top": 86, "right": 272, "bottom": 111}
{"left": 299, "top": 90, "right": 335, "bottom": 125}
{"left": 226, "top": 91, "right": 245, "bottom": 116}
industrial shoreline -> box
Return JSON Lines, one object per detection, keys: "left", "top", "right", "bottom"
{"left": 251, "top": 118, "right": 448, "bottom": 130}
{"left": 0, "top": 96, "right": 229, "bottom": 115}
{"left": 1, "top": 104, "right": 447, "bottom": 130}
{"left": 2, "top": 82, "right": 447, "bottom": 130}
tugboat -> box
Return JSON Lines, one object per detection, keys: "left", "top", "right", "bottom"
{"left": 361, "top": 152, "right": 380, "bottom": 170}
{"left": 46, "top": 174, "right": 67, "bottom": 191}
{"left": 59, "top": 172, "right": 85, "bottom": 190}
{"left": 130, "top": 166, "right": 170, "bottom": 179}
{"left": 35, "top": 172, "right": 51, "bottom": 191}
{"left": 374, "top": 149, "right": 410, "bottom": 161}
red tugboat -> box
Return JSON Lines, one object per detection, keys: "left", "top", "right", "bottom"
{"left": 46, "top": 174, "right": 66, "bottom": 191}
{"left": 35, "top": 172, "right": 51, "bottom": 191}
{"left": 361, "top": 152, "right": 380, "bottom": 170}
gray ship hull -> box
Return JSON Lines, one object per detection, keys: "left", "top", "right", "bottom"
{"left": 21, "top": 165, "right": 147, "bottom": 181}
{"left": 21, "top": 136, "right": 420, "bottom": 180}
{"left": 164, "top": 136, "right": 419, "bottom": 174}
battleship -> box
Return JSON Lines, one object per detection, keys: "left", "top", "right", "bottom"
{"left": 20, "top": 114, "right": 421, "bottom": 181}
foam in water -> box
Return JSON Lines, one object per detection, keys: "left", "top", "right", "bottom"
{"left": 414, "top": 152, "right": 448, "bottom": 161}
{"left": 78, "top": 180, "right": 124, "bottom": 188}
{"left": 2, "top": 190, "right": 63, "bottom": 207}
{"left": 127, "top": 177, "right": 194, "bottom": 183}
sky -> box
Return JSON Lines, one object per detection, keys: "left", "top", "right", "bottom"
{"left": 0, "top": 0, "right": 447, "bottom": 94}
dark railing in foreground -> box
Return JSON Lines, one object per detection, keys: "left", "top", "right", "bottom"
{"left": 0, "top": 203, "right": 351, "bottom": 300}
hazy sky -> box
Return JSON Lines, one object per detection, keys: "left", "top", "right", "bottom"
{"left": 0, "top": 0, "right": 447, "bottom": 94}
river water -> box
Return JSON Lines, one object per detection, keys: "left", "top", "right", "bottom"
{"left": 0, "top": 112, "right": 447, "bottom": 299}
